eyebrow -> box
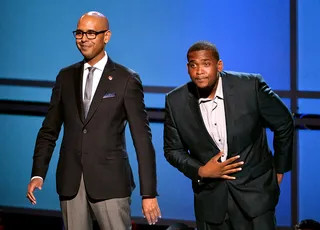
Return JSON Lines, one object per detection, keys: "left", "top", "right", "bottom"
{"left": 76, "top": 29, "right": 97, "bottom": 31}
{"left": 188, "top": 59, "right": 212, "bottom": 63}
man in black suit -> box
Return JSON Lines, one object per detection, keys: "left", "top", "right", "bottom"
{"left": 26, "top": 11, "right": 161, "bottom": 230}
{"left": 163, "top": 41, "right": 294, "bottom": 230}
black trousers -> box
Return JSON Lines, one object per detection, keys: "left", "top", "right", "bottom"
{"left": 196, "top": 192, "right": 276, "bottom": 230}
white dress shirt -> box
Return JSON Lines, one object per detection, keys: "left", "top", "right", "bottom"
{"left": 199, "top": 75, "right": 228, "bottom": 162}
{"left": 82, "top": 51, "right": 108, "bottom": 102}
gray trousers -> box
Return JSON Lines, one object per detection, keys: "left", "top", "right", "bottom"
{"left": 60, "top": 175, "right": 132, "bottom": 230}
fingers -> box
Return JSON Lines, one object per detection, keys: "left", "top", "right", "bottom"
{"left": 219, "top": 156, "right": 244, "bottom": 180}
{"left": 26, "top": 185, "right": 37, "bottom": 205}
{"left": 221, "top": 160, "right": 244, "bottom": 178}
{"left": 223, "top": 161, "right": 244, "bottom": 171}
{"left": 277, "top": 173, "right": 284, "bottom": 184}
{"left": 34, "top": 179, "right": 43, "bottom": 190}
{"left": 142, "top": 199, "right": 161, "bottom": 225}
{"left": 222, "top": 155, "right": 241, "bottom": 165}
{"left": 143, "top": 208, "right": 159, "bottom": 225}
{"left": 221, "top": 175, "right": 236, "bottom": 180}
{"left": 143, "top": 210, "right": 157, "bottom": 225}
{"left": 26, "top": 180, "right": 43, "bottom": 205}
{"left": 223, "top": 168, "right": 242, "bottom": 175}
{"left": 26, "top": 192, "right": 36, "bottom": 205}
{"left": 156, "top": 206, "right": 162, "bottom": 219}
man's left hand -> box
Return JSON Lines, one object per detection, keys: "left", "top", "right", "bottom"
{"left": 142, "top": 197, "right": 161, "bottom": 225}
{"left": 277, "top": 173, "right": 284, "bottom": 184}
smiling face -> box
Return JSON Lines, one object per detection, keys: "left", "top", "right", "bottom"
{"left": 75, "top": 13, "right": 111, "bottom": 66}
{"left": 187, "top": 49, "right": 223, "bottom": 97}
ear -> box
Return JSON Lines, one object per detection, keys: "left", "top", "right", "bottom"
{"left": 186, "top": 63, "right": 191, "bottom": 74}
{"left": 217, "top": 59, "right": 223, "bottom": 72}
{"left": 104, "top": 30, "right": 112, "bottom": 44}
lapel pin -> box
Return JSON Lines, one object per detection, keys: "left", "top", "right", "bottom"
{"left": 108, "top": 76, "right": 113, "bottom": 80}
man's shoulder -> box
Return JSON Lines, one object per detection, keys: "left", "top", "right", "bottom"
{"left": 223, "top": 70, "right": 262, "bottom": 82}
{"left": 111, "top": 60, "right": 143, "bottom": 85}
{"left": 113, "top": 61, "right": 137, "bottom": 76}
{"left": 166, "top": 83, "right": 190, "bottom": 98}
{"left": 59, "top": 61, "right": 83, "bottom": 74}
{"left": 62, "top": 61, "right": 83, "bottom": 70}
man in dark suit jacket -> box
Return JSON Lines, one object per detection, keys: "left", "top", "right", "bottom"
{"left": 164, "top": 41, "right": 294, "bottom": 230}
{"left": 26, "top": 11, "right": 161, "bottom": 230}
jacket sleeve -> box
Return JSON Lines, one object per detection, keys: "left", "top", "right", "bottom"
{"left": 31, "top": 73, "right": 64, "bottom": 180}
{"left": 255, "top": 75, "right": 294, "bottom": 173}
{"left": 124, "top": 73, "right": 158, "bottom": 197}
{"left": 163, "top": 94, "right": 203, "bottom": 181}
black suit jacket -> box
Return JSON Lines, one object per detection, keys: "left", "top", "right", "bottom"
{"left": 164, "top": 71, "right": 294, "bottom": 223}
{"left": 32, "top": 57, "right": 157, "bottom": 200}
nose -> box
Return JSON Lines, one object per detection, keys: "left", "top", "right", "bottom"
{"left": 81, "top": 34, "right": 89, "bottom": 42}
{"left": 196, "top": 66, "right": 204, "bottom": 75}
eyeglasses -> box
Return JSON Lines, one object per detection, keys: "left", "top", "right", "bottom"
{"left": 72, "top": 30, "right": 108, "bottom": 40}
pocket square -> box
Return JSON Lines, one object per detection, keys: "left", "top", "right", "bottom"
{"left": 103, "top": 92, "right": 116, "bottom": 99}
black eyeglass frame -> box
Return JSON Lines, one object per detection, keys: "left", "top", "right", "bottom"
{"left": 72, "top": 30, "right": 109, "bottom": 40}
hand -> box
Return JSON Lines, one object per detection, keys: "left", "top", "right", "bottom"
{"left": 277, "top": 173, "right": 284, "bottom": 184}
{"left": 26, "top": 178, "right": 43, "bottom": 205}
{"left": 198, "top": 152, "right": 244, "bottom": 179}
{"left": 142, "top": 197, "right": 161, "bottom": 225}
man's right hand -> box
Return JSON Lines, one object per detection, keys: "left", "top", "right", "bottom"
{"left": 26, "top": 178, "right": 43, "bottom": 205}
{"left": 198, "top": 152, "right": 244, "bottom": 179}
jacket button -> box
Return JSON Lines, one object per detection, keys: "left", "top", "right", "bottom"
{"left": 83, "top": 129, "right": 87, "bottom": 134}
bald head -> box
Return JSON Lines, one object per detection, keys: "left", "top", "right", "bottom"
{"left": 78, "top": 11, "right": 109, "bottom": 30}
{"left": 75, "top": 11, "right": 112, "bottom": 66}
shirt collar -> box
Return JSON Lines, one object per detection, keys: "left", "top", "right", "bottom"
{"left": 84, "top": 51, "right": 108, "bottom": 71}
{"left": 215, "top": 74, "right": 224, "bottom": 99}
{"left": 199, "top": 74, "right": 224, "bottom": 104}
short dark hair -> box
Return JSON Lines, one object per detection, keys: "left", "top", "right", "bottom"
{"left": 295, "top": 219, "right": 320, "bottom": 230}
{"left": 187, "top": 41, "right": 220, "bottom": 61}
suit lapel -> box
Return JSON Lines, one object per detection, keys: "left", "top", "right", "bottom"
{"left": 83, "top": 58, "right": 116, "bottom": 125}
{"left": 74, "top": 61, "right": 85, "bottom": 123}
{"left": 221, "top": 72, "right": 236, "bottom": 154}
{"left": 187, "top": 83, "right": 218, "bottom": 148}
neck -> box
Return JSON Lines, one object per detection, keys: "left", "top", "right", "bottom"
{"left": 86, "top": 51, "right": 105, "bottom": 66}
{"left": 197, "top": 82, "right": 218, "bottom": 99}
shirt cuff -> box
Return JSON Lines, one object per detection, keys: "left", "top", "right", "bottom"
{"left": 31, "top": 176, "right": 43, "bottom": 181}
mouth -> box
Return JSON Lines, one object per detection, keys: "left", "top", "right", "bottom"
{"left": 79, "top": 44, "right": 92, "bottom": 50}
{"left": 195, "top": 77, "right": 208, "bottom": 82}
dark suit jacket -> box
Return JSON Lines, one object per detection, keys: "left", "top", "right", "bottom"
{"left": 31, "top": 57, "right": 157, "bottom": 200}
{"left": 164, "top": 71, "right": 294, "bottom": 223}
